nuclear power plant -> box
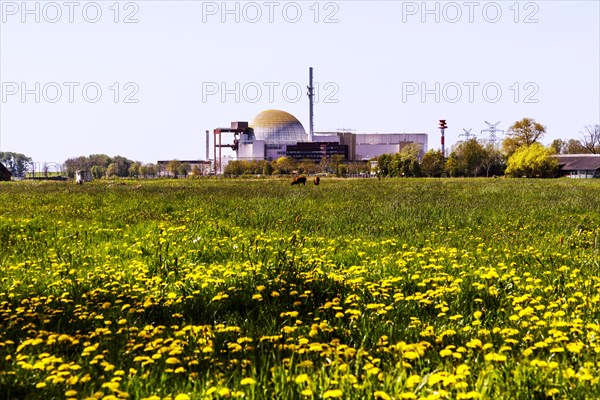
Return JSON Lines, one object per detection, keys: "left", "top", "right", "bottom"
{"left": 212, "top": 68, "right": 428, "bottom": 173}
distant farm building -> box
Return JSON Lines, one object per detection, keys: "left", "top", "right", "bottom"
{"left": 556, "top": 154, "right": 600, "bottom": 178}
{"left": 75, "top": 170, "right": 93, "bottom": 184}
{"left": 0, "top": 162, "right": 12, "bottom": 181}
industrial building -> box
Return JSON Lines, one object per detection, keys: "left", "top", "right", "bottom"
{"left": 214, "top": 109, "right": 428, "bottom": 172}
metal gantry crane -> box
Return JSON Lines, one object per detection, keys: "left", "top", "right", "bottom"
{"left": 213, "top": 122, "right": 252, "bottom": 174}
{"left": 480, "top": 121, "right": 505, "bottom": 145}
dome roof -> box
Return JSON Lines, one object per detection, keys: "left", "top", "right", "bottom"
{"left": 250, "top": 110, "right": 307, "bottom": 145}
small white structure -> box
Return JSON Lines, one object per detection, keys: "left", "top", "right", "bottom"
{"left": 75, "top": 170, "right": 92, "bottom": 184}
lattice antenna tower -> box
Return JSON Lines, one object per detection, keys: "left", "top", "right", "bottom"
{"left": 459, "top": 128, "right": 475, "bottom": 141}
{"left": 481, "top": 121, "right": 505, "bottom": 145}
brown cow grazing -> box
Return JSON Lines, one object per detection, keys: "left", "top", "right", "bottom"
{"left": 314, "top": 176, "right": 320, "bottom": 186}
{"left": 291, "top": 176, "right": 307, "bottom": 185}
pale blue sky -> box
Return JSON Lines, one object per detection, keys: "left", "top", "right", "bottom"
{"left": 1, "top": 0, "right": 599, "bottom": 165}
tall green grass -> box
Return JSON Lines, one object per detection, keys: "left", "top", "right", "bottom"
{"left": 0, "top": 178, "right": 599, "bottom": 399}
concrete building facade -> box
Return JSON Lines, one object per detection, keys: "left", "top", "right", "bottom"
{"left": 220, "top": 109, "right": 428, "bottom": 168}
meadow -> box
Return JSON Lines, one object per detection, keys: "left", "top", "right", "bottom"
{"left": 0, "top": 178, "right": 599, "bottom": 400}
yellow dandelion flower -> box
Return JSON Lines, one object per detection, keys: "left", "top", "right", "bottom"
{"left": 101, "top": 382, "right": 120, "bottom": 391}
{"left": 405, "top": 375, "right": 422, "bottom": 388}
{"left": 240, "top": 377, "right": 256, "bottom": 386}
{"left": 440, "top": 349, "right": 452, "bottom": 357}
{"left": 374, "top": 391, "right": 391, "bottom": 400}
{"left": 484, "top": 352, "right": 507, "bottom": 362}
{"left": 323, "top": 389, "right": 343, "bottom": 398}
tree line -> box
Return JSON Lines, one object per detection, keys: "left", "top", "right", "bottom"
{"left": 223, "top": 155, "right": 371, "bottom": 177}
{"left": 0, "top": 152, "right": 32, "bottom": 178}
{"left": 225, "top": 120, "right": 599, "bottom": 179}
{"left": 380, "top": 119, "right": 599, "bottom": 179}
{"left": 56, "top": 120, "right": 600, "bottom": 179}
{"left": 2, "top": 120, "right": 598, "bottom": 180}
{"left": 63, "top": 155, "right": 199, "bottom": 178}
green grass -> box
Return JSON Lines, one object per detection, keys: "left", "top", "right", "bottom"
{"left": 25, "top": 171, "right": 66, "bottom": 178}
{"left": 0, "top": 178, "right": 599, "bottom": 400}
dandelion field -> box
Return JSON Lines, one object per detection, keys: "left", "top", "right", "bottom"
{"left": 1, "top": 178, "right": 599, "bottom": 400}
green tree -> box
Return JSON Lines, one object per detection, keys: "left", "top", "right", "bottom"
{"left": 167, "top": 160, "right": 182, "bottom": 178}
{"left": 273, "top": 157, "right": 296, "bottom": 175}
{"left": 480, "top": 143, "right": 505, "bottom": 177}
{"left": 0, "top": 152, "right": 32, "bottom": 177}
{"left": 140, "top": 163, "right": 157, "bottom": 178}
{"left": 346, "top": 161, "right": 369, "bottom": 177}
{"left": 550, "top": 138, "right": 589, "bottom": 155}
{"left": 565, "top": 139, "right": 588, "bottom": 154}
{"left": 330, "top": 155, "right": 346, "bottom": 177}
{"left": 449, "top": 139, "right": 487, "bottom": 177}
{"left": 191, "top": 165, "right": 202, "bottom": 176}
{"left": 505, "top": 143, "right": 559, "bottom": 178}
{"left": 106, "top": 163, "right": 119, "bottom": 178}
{"left": 444, "top": 154, "right": 461, "bottom": 177}
{"left": 580, "top": 124, "right": 600, "bottom": 154}
{"left": 90, "top": 165, "right": 106, "bottom": 179}
{"left": 112, "top": 156, "right": 133, "bottom": 177}
{"left": 262, "top": 161, "right": 274, "bottom": 176}
{"left": 317, "top": 157, "right": 331, "bottom": 175}
{"left": 550, "top": 139, "right": 565, "bottom": 155}
{"left": 64, "top": 156, "right": 89, "bottom": 177}
{"left": 502, "top": 118, "right": 546, "bottom": 157}
{"left": 178, "top": 162, "right": 191, "bottom": 177}
{"left": 129, "top": 162, "right": 142, "bottom": 178}
{"left": 299, "top": 160, "right": 317, "bottom": 175}
{"left": 421, "top": 150, "right": 446, "bottom": 177}
{"left": 89, "top": 154, "right": 112, "bottom": 169}
{"left": 64, "top": 154, "right": 112, "bottom": 178}
{"left": 42, "top": 162, "right": 50, "bottom": 177}
{"left": 376, "top": 154, "right": 392, "bottom": 177}
{"left": 224, "top": 161, "right": 239, "bottom": 177}
{"left": 394, "top": 143, "right": 422, "bottom": 177}
{"left": 335, "top": 163, "right": 347, "bottom": 178}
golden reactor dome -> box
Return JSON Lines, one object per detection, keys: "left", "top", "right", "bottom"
{"left": 250, "top": 110, "right": 307, "bottom": 145}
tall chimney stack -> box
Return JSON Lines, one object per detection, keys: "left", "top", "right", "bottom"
{"left": 307, "top": 67, "right": 315, "bottom": 142}
{"left": 205, "top": 130, "right": 210, "bottom": 160}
